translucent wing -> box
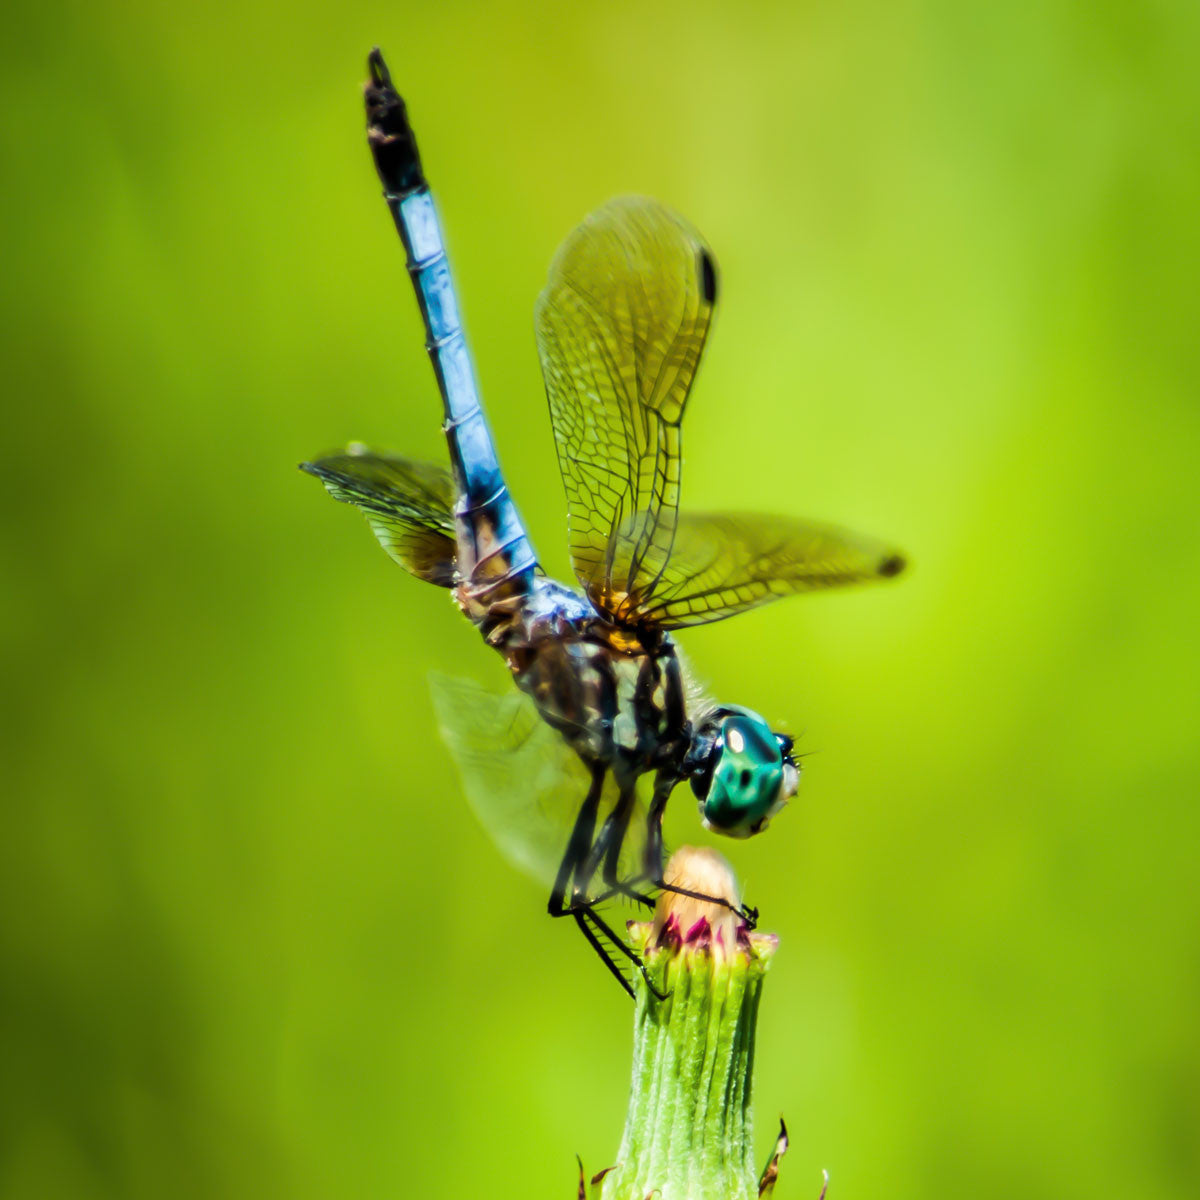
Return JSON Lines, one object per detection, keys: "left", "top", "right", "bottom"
{"left": 301, "top": 445, "right": 457, "bottom": 585}
{"left": 614, "top": 511, "right": 906, "bottom": 630}
{"left": 535, "top": 196, "right": 717, "bottom": 621}
{"left": 429, "top": 673, "right": 645, "bottom": 888}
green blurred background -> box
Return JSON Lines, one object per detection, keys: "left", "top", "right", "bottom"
{"left": 3, "top": 1, "right": 1198, "bottom": 1196}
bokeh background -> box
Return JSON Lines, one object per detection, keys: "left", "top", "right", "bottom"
{"left": 3, "top": 1, "right": 1198, "bottom": 1197}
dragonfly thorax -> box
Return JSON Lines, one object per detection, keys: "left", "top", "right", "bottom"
{"left": 498, "top": 578, "right": 689, "bottom": 774}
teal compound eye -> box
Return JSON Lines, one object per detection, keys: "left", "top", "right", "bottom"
{"left": 696, "top": 710, "right": 797, "bottom": 839}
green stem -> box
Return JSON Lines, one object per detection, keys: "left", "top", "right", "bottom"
{"left": 599, "top": 914, "right": 778, "bottom": 1200}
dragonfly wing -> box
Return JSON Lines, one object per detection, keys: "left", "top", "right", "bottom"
{"left": 535, "top": 196, "right": 717, "bottom": 622}
{"left": 302, "top": 446, "right": 457, "bottom": 585}
{"left": 429, "top": 673, "right": 643, "bottom": 890}
{"left": 623, "top": 511, "right": 906, "bottom": 630}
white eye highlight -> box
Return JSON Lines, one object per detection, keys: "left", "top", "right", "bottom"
{"left": 727, "top": 727, "right": 745, "bottom": 754}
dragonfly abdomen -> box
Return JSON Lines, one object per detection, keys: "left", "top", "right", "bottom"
{"left": 365, "top": 52, "right": 536, "bottom": 608}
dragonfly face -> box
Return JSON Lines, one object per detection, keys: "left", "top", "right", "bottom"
{"left": 688, "top": 708, "right": 799, "bottom": 838}
{"left": 303, "top": 49, "right": 906, "bottom": 997}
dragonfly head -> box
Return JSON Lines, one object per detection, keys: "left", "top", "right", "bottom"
{"left": 688, "top": 707, "right": 799, "bottom": 839}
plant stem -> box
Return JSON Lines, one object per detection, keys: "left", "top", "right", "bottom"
{"left": 597, "top": 848, "right": 780, "bottom": 1200}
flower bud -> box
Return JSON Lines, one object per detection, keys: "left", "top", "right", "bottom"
{"left": 649, "top": 845, "right": 748, "bottom": 958}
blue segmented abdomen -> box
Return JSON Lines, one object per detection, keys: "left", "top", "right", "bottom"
{"left": 364, "top": 52, "right": 536, "bottom": 598}
{"left": 389, "top": 186, "right": 537, "bottom": 593}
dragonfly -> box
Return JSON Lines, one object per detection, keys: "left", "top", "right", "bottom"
{"left": 303, "top": 50, "right": 905, "bottom": 996}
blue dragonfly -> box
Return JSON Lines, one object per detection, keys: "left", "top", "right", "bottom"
{"left": 303, "top": 50, "right": 905, "bottom": 995}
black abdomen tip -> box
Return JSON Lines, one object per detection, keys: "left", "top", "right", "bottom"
{"left": 367, "top": 47, "right": 391, "bottom": 88}
{"left": 879, "top": 553, "right": 906, "bottom": 578}
{"left": 363, "top": 47, "right": 425, "bottom": 195}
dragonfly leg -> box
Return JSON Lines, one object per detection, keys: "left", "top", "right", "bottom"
{"left": 547, "top": 762, "right": 606, "bottom": 918}
{"left": 556, "top": 891, "right": 666, "bottom": 1001}
{"left": 640, "top": 769, "right": 674, "bottom": 885}
{"left": 577, "top": 782, "right": 655, "bottom": 911}
{"left": 571, "top": 910, "right": 635, "bottom": 999}
{"left": 547, "top": 770, "right": 665, "bottom": 999}
{"left": 641, "top": 769, "right": 759, "bottom": 929}
{"left": 573, "top": 905, "right": 667, "bottom": 1002}
{"left": 585, "top": 881, "right": 651, "bottom": 908}
{"left": 650, "top": 879, "right": 759, "bottom": 931}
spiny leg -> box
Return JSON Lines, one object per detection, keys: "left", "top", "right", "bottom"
{"left": 581, "top": 770, "right": 674, "bottom": 909}
{"left": 653, "top": 880, "right": 759, "bottom": 930}
{"left": 547, "top": 769, "right": 664, "bottom": 998}
{"left": 578, "top": 782, "right": 655, "bottom": 911}
{"left": 564, "top": 893, "right": 666, "bottom": 1002}
{"left": 574, "top": 904, "right": 667, "bottom": 1002}
{"left": 641, "top": 768, "right": 759, "bottom": 929}
{"left": 640, "top": 768, "right": 673, "bottom": 888}
{"left": 572, "top": 910, "right": 635, "bottom": 1000}
{"left": 547, "top": 762, "right": 606, "bottom": 918}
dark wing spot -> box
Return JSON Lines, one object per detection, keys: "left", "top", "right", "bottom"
{"left": 698, "top": 249, "right": 718, "bottom": 304}
{"left": 878, "top": 553, "right": 907, "bottom": 578}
